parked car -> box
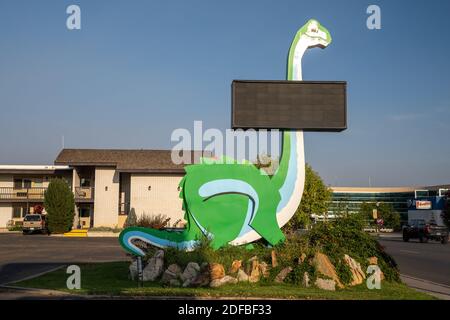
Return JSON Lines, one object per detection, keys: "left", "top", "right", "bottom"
{"left": 22, "top": 214, "right": 48, "bottom": 235}
{"left": 402, "top": 219, "right": 449, "bottom": 244}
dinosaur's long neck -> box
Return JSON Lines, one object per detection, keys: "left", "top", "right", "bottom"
{"left": 272, "top": 36, "right": 307, "bottom": 227}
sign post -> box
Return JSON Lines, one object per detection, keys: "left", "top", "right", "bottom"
{"left": 137, "top": 256, "right": 143, "bottom": 287}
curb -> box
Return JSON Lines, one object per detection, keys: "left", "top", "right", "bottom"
{"left": 401, "top": 274, "right": 450, "bottom": 300}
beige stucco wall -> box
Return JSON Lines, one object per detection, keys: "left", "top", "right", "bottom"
{"left": 93, "top": 167, "right": 120, "bottom": 228}
{"left": 0, "top": 204, "right": 12, "bottom": 228}
{"left": 130, "top": 174, "right": 185, "bottom": 226}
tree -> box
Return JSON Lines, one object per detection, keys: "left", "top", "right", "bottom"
{"left": 284, "top": 163, "right": 332, "bottom": 231}
{"left": 44, "top": 178, "right": 75, "bottom": 233}
{"left": 124, "top": 208, "right": 138, "bottom": 228}
{"left": 360, "top": 202, "right": 400, "bottom": 230}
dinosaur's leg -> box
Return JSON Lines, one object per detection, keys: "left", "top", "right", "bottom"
{"left": 250, "top": 208, "right": 286, "bottom": 246}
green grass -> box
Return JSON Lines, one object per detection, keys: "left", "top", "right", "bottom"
{"left": 15, "top": 262, "right": 434, "bottom": 300}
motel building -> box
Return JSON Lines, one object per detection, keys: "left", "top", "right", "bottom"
{"left": 0, "top": 149, "right": 206, "bottom": 230}
{"left": 0, "top": 148, "right": 449, "bottom": 230}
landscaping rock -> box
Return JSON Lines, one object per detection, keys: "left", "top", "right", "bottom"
{"left": 230, "top": 260, "right": 242, "bottom": 274}
{"left": 210, "top": 275, "right": 238, "bottom": 288}
{"left": 181, "top": 262, "right": 201, "bottom": 287}
{"left": 271, "top": 250, "right": 278, "bottom": 267}
{"left": 312, "top": 252, "right": 344, "bottom": 288}
{"left": 161, "top": 264, "right": 182, "bottom": 284}
{"left": 259, "top": 262, "right": 270, "bottom": 278}
{"left": 191, "top": 269, "right": 211, "bottom": 287}
{"left": 343, "top": 254, "right": 365, "bottom": 286}
{"left": 248, "top": 256, "right": 260, "bottom": 283}
{"left": 302, "top": 272, "right": 311, "bottom": 288}
{"left": 143, "top": 250, "right": 164, "bottom": 281}
{"left": 315, "top": 278, "right": 336, "bottom": 291}
{"left": 210, "top": 263, "right": 225, "bottom": 280}
{"left": 299, "top": 253, "right": 307, "bottom": 264}
{"left": 275, "top": 267, "right": 293, "bottom": 283}
{"left": 129, "top": 259, "right": 138, "bottom": 281}
{"left": 237, "top": 269, "right": 249, "bottom": 282}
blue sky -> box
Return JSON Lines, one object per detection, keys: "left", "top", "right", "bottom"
{"left": 0, "top": 0, "right": 449, "bottom": 187}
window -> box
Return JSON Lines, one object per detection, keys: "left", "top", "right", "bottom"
{"left": 80, "top": 178, "right": 91, "bottom": 188}
{"left": 13, "top": 179, "right": 22, "bottom": 189}
{"left": 79, "top": 208, "right": 90, "bottom": 218}
{"left": 12, "top": 207, "right": 23, "bottom": 218}
{"left": 23, "top": 179, "right": 31, "bottom": 188}
{"left": 13, "top": 179, "right": 32, "bottom": 189}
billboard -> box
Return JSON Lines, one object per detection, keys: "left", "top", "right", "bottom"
{"left": 231, "top": 80, "right": 347, "bottom": 131}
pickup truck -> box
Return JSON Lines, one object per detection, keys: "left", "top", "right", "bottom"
{"left": 402, "top": 219, "right": 449, "bottom": 244}
{"left": 22, "top": 214, "right": 48, "bottom": 235}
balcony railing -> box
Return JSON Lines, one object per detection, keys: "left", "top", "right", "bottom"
{"left": 0, "top": 187, "right": 95, "bottom": 201}
{"left": 0, "top": 187, "right": 47, "bottom": 200}
{"left": 74, "top": 187, "right": 95, "bottom": 201}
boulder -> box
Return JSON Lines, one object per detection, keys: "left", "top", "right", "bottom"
{"left": 259, "top": 262, "right": 270, "bottom": 278}
{"left": 210, "top": 275, "right": 238, "bottom": 288}
{"left": 142, "top": 250, "right": 164, "bottom": 281}
{"left": 274, "top": 267, "right": 293, "bottom": 283}
{"left": 302, "top": 272, "right": 311, "bottom": 288}
{"left": 343, "top": 254, "right": 366, "bottom": 286}
{"left": 315, "top": 278, "right": 336, "bottom": 291}
{"left": 181, "top": 262, "right": 201, "bottom": 287}
{"left": 210, "top": 263, "right": 225, "bottom": 280}
{"left": 271, "top": 250, "right": 278, "bottom": 267}
{"left": 161, "top": 264, "right": 182, "bottom": 284}
{"left": 230, "top": 260, "right": 242, "bottom": 274}
{"left": 248, "top": 256, "right": 260, "bottom": 283}
{"left": 299, "top": 253, "right": 307, "bottom": 264}
{"left": 190, "top": 269, "right": 211, "bottom": 287}
{"left": 312, "top": 252, "right": 344, "bottom": 288}
{"left": 237, "top": 269, "right": 249, "bottom": 282}
{"left": 129, "top": 259, "right": 138, "bottom": 281}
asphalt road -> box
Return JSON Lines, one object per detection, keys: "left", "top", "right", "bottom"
{"left": 0, "top": 234, "right": 128, "bottom": 285}
{"left": 379, "top": 236, "right": 450, "bottom": 286}
{"left": 1, "top": 233, "right": 449, "bottom": 295}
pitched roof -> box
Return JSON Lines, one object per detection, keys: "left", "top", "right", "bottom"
{"left": 55, "top": 149, "right": 209, "bottom": 173}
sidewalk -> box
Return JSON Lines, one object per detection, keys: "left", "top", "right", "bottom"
{"left": 401, "top": 274, "right": 450, "bottom": 300}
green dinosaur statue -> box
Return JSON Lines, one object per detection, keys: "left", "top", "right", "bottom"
{"left": 119, "top": 19, "right": 332, "bottom": 256}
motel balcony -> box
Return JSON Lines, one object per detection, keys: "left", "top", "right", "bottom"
{"left": 0, "top": 187, "right": 95, "bottom": 202}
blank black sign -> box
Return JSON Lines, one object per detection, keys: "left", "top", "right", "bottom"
{"left": 232, "top": 80, "right": 347, "bottom": 131}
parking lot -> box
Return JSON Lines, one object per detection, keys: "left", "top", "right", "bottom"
{"left": 0, "top": 234, "right": 128, "bottom": 285}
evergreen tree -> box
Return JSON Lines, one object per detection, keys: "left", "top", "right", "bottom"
{"left": 44, "top": 178, "right": 75, "bottom": 233}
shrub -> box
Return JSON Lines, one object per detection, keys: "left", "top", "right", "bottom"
{"left": 307, "top": 214, "right": 400, "bottom": 282}
{"left": 137, "top": 213, "right": 171, "bottom": 229}
{"left": 44, "top": 178, "right": 75, "bottom": 234}
{"left": 123, "top": 209, "right": 138, "bottom": 228}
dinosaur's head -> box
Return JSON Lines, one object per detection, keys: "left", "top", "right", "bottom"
{"left": 301, "top": 19, "right": 332, "bottom": 49}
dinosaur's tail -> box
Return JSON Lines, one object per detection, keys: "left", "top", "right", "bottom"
{"left": 119, "top": 227, "right": 200, "bottom": 257}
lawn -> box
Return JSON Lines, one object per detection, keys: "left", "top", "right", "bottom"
{"left": 14, "top": 262, "right": 434, "bottom": 300}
